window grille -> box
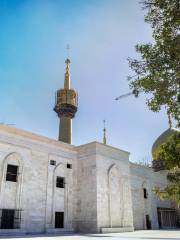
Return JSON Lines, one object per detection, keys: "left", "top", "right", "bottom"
{"left": 55, "top": 212, "right": 64, "bottom": 228}
{"left": 0, "top": 209, "right": 22, "bottom": 229}
{"left": 56, "top": 177, "right": 65, "bottom": 188}
{"left": 6, "top": 165, "right": 18, "bottom": 182}
{"left": 157, "top": 208, "right": 177, "bottom": 229}
{"left": 67, "top": 163, "right": 72, "bottom": 169}
{"left": 143, "top": 188, "right": 148, "bottom": 199}
{"left": 50, "top": 160, "right": 56, "bottom": 166}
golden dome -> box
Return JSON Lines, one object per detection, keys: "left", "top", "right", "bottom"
{"left": 152, "top": 128, "right": 178, "bottom": 158}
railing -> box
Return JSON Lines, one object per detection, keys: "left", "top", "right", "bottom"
{"left": 55, "top": 90, "right": 78, "bottom": 107}
{"left": 157, "top": 208, "right": 177, "bottom": 229}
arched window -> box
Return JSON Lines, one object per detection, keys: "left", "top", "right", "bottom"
{"left": 0, "top": 152, "right": 24, "bottom": 229}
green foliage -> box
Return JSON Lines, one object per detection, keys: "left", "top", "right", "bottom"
{"left": 153, "top": 168, "right": 180, "bottom": 207}
{"left": 153, "top": 132, "right": 180, "bottom": 206}
{"left": 154, "top": 132, "right": 180, "bottom": 169}
{"left": 128, "top": 0, "right": 180, "bottom": 127}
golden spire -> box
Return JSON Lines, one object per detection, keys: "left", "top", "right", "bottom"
{"left": 64, "top": 44, "right": 71, "bottom": 89}
{"left": 103, "top": 120, "right": 107, "bottom": 145}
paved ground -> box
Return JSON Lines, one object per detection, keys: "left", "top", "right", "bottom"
{"left": 0, "top": 230, "right": 180, "bottom": 240}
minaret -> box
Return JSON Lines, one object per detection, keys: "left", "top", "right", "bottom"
{"left": 103, "top": 120, "right": 107, "bottom": 145}
{"left": 54, "top": 58, "right": 78, "bottom": 144}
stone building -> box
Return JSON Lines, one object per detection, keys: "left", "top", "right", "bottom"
{"left": 0, "top": 59, "right": 178, "bottom": 234}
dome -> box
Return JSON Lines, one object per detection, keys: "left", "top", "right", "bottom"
{"left": 152, "top": 128, "right": 177, "bottom": 158}
{"left": 152, "top": 128, "right": 179, "bottom": 172}
{"left": 152, "top": 128, "right": 175, "bottom": 156}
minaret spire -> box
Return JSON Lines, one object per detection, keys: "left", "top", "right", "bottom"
{"left": 64, "top": 58, "right": 71, "bottom": 89}
{"left": 54, "top": 46, "right": 78, "bottom": 144}
{"left": 103, "top": 120, "right": 107, "bottom": 145}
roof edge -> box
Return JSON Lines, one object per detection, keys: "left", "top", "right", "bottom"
{"left": 0, "top": 124, "right": 75, "bottom": 150}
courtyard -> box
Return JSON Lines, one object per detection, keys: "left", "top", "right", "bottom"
{"left": 0, "top": 230, "right": 180, "bottom": 240}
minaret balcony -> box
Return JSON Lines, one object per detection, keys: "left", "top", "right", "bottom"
{"left": 54, "top": 89, "right": 78, "bottom": 118}
{"left": 55, "top": 89, "right": 78, "bottom": 106}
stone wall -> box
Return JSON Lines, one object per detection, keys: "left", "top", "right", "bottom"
{"left": 95, "top": 143, "right": 134, "bottom": 232}
{"left": 75, "top": 142, "right": 134, "bottom": 233}
{"left": 75, "top": 143, "right": 98, "bottom": 232}
{"left": 130, "top": 163, "right": 171, "bottom": 230}
{"left": 0, "top": 125, "right": 76, "bottom": 234}
{"left": 0, "top": 125, "right": 174, "bottom": 234}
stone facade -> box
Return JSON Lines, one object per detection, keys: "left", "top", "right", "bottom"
{"left": 130, "top": 163, "right": 171, "bottom": 230}
{"left": 0, "top": 125, "right": 177, "bottom": 234}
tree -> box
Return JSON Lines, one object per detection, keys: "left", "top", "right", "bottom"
{"left": 153, "top": 131, "right": 180, "bottom": 206}
{"left": 128, "top": 0, "right": 180, "bottom": 127}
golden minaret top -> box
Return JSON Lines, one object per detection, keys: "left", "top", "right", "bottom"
{"left": 64, "top": 58, "right": 71, "bottom": 89}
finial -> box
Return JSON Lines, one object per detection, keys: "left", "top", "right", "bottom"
{"left": 66, "top": 44, "right": 70, "bottom": 58}
{"left": 64, "top": 45, "right": 71, "bottom": 89}
{"left": 103, "top": 120, "right": 107, "bottom": 145}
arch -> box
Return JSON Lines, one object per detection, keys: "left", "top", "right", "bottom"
{"left": 52, "top": 162, "right": 70, "bottom": 229}
{"left": 108, "top": 163, "right": 116, "bottom": 175}
{"left": 0, "top": 152, "right": 24, "bottom": 210}
{"left": 108, "top": 163, "right": 124, "bottom": 177}
{"left": 51, "top": 162, "right": 64, "bottom": 226}
{"left": 52, "top": 162, "right": 63, "bottom": 199}
{"left": 52, "top": 162, "right": 64, "bottom": 193}
{"left": 46, "top": 161, "right": 70, "bottom": 230}
{"left": 141, "top": 180, "right": 152, "bottom": 229}
{"left": 107, "top": 163, "right": 123, "bottom": 228}
{"left": 3, "top": 152, "right": 23, "bottom": 166}
{"left": 53, "top": 162, "right": 63, "bottom": 173}
{"left": 0, "top": 152, "right": 24, "bottom": 191}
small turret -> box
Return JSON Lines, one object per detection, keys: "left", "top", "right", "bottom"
{"left": 103, "top": 120, "right": 107, "bottom": 145}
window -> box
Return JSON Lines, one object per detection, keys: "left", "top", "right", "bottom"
{"left": 0, "top": 209, "right": 21, "bottom": 229}
{"left": 6, "top": 165, "right": 18, "bottom": 182}
{"left": 55, "top": 212, "right": 64, "bottom": 228}
{"left": 56, "top": 177, "right": 65, "bottom": 188}
{"left": 67, "top": 163, "right": 72, "bottom": 169}
{"left": 143, "top": 188, "right": 148, "bottom": 199}
{"left": 50, "top": 160, "right": 56, "bottom": 166}
{"left": 146, "top": 215, "right": 152, "bottom": 229}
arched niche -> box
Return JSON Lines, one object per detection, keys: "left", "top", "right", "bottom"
{"left": 51, "top": 162, "right": 69, "bottom": 228}
{"left": 0, "top": 152, "right": 24, "bottom": 210}
{"left": 142, "top": 180, "right": 151, "bottom": 229}
{"left": 107, "top": 164, "right": 124, "bottom": 227}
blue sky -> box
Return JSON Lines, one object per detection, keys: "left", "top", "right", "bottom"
{"left": 0, "top": 0, "right": 169, "bottom": 163}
